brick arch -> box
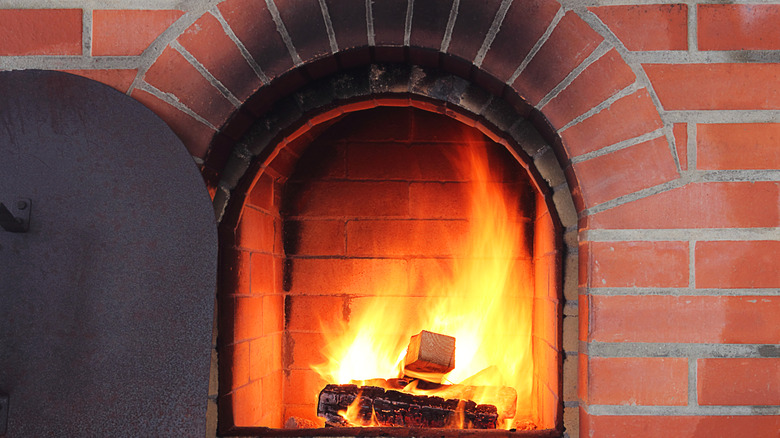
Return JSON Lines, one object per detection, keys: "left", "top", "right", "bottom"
{"left": 124, "top": 0, "right": 677, "bottom": 215}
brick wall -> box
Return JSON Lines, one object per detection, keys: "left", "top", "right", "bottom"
{"left": 1, "top": 1, "right": 778, "bottom": 437}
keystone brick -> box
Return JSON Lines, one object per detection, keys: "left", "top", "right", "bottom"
{"left": 589, "top": 4, "right": 687, "bottom": 51}
{"left": 698, "top": 4, "right": 780, "bottom": 51}
{"left": 644, "top": 63, "right": 780, "bottom": 110}
{"left": 0, "top": 9, "right": 82, "bottom": 56}
{"left": 93, "top": 9, "right": 183, "bottom": 56}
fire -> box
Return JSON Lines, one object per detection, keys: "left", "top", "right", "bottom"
{"left": 312, "top": 128, "right": 535, "bottom": 429}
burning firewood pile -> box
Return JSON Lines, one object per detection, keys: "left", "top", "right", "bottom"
{"left": 316, "top": 330, "right": 524, "bottom": 430}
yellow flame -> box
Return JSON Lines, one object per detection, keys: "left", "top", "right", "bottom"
{"left": 312, "top": 128, "right": 535, "bottom": 428}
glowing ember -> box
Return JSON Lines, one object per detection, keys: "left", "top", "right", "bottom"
{"left": 312, "top": 128, "right": 535, "bottom": 429}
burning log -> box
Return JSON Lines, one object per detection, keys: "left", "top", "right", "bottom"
{"left": 317, "top": 384, "right": 498, "bottom": 429}
{"left": 402, "top": 330, "right": 456, "bottom": 382}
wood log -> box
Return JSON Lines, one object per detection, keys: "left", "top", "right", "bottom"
{"left": 403, "top": 330, "right": 456, "bottom": 382}
{"left": 317, "top": 384, "right": 498, "bottom": 429}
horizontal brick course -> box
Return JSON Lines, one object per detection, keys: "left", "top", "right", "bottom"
{"left": 589, "top": 241, "right": 688, "bottom": 288}
{"left": 285, "top": 258, "right": 408, "bottom": 295}
{"left": 0, "top": 9, "right": 82, "bottom": 56}
{"left": 587, "top": 182, "right": 780, "bottom": 229}
{"left": 589, "top": 357, "right": 688, "bottom": 406}
{"left": 585, "top": 414, "right": 780, "bottom": 438}
{"left": 346, "top": 219, "right": 469, "bottom": 257}
{"left": 644, "top": 63, "right": 780, "bottom": 110}
{"left": 591, "top": 295, "right": 780, "bottom": 344}
{"left": 284, "top": 181, "right": 410, "bottom": 217}
{"left": 93, "top": 9, "right": 182, "bottom": 56}
{"left": 698, "top": 4, "right": 780, "bottom": 51}
{"left": 235, "top": 207, "right": 275, "bottom": 250}
{"left": 698, "top": 358, "right": 780, "bottom": 406}
{"left": 590, "top": 4, "right": 687, "bottom": 51}
{"left": 696, "top": 240, "right": 780, "bottom": 288}
{"left": 697, "top": 123, "right": 780, "bottom": 170}
{"left": 286, "top": 295, "right": 344, "bottom": 331}
{"left": 283, "top": 219, "right": 345, "bottom": 256}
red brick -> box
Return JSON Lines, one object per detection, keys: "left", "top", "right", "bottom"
{"left": 92, "top": 9, "right": 182, "bottom": 56}
{"left": 572, "top": 136, "right": 679, "bottom": 207}
{"left": 542, "top": 49, "right": 636, "bottom": 129}
{"left": 591, "top": 295, "right": 780, "bottom": 344}
{"left": 284, "top": 181, "right": 409, "bottom": 217}
{"left": 578, "top": 351, "right": 588, "bottom": 402}
{"left": 590, "top": 241, "right": 688, "bottom": 288}
{"left": 283, "top": 404, "right": 323, "bottom": 428}
{"left": 286, "top": 258, "right": 408, "bottom": 295}
{"left": 263, "top": 294, "right": 284, "bottom": 334}
{"left": 697, "top": 123, "right": 780, "bottom": 170}
{"left": 283, "top": 220, "right": 345, "bottom": 256}
{"left": 586, "top": 415, "right": 780, "bottom": 438}
{"left": 236, "top": 207, "right": 275, "bottom": 250}
{"left": 698, "top": 358, "right": 780, "bottom": 406}
{"left": 561, "top": 89, "right": 663, "bottom": 157}
{"left": 673, "top": 123, "right": 687, "bottom": 171}
{"left": 590, "top": 357, "right": 688, "bottom": 406}
{"left": 446, "top": 0, "right": 503, "bottom": 64}
{"left": 0, "top": 9, "right": 82, "bottom": 56}
{"left": 222, "top": 249, "right": 252, "bottom": 296}
{"left": 232, "top": 379, "right": 262, "bottom": 426}
{"left": 284, "top": 369, "right": 328, "bottom": 405}
{"left": 230, "top": 341, "right": 251, "bottom": 389}
{"left": 347, "top": 219, "right": 470, "bottom": 257}
{"left": 588, "top": 182, "right": 780, "bottom": 229}
{"left": 250, "top": 253, "right": 274, "bottom": 295}
{"left": 144, "top": 46, "right": 235, "bottom": 128}
{"left": 247, "top": 173, "right": 275, "bottom": 211}
{"left": 274, "top": 0, "right": 330, "bottom": 62}
{"left": 130, "top": 89, "right": 216, "bottom": 158}
{"left": 286, "top": 295, "right": 345, "bottom": 331}
{"left": 217, "top": 0, "right": 294, "bottom": 80}
{"left": 409, "top": 0, "right": 452, "bottom": 51}
{"left": 234, "top": 296, "right": 264, "bottom": 342}
{"left": 260, "top": 371, "right": 283, "bottom": 426}
{"left": 62, "top": 69, "right": 137, "bottom": 94}
{"left": 346, "top": 142, "right": 425, "bottom": 180}
{"left": 250, "top": 334, "right": 282, "bottom": 380}
{"left": 644, "top": 63, "right": 780, "bottom": 110}
{"left": 590, "top": 4, "right": 687, "bottom": 51}
{"left": 409, "top": 182, "right": 471, "bottom": 218}
{"left": 178, "top": 12, "right": 261, "bottom": 102}
{"left": 266, "top": 147, "right": 300, "bottom": 180}
{"left": 480, "top": 0, "right": 561, "bottom": 83}
{"left": 371, "top": 0, "right": 409, "bottom": 46}
{"left": 513, "top": 11, "right": 604, "bottom": 106}
{"left": 324, "top": 0, "right": 368, "bottom": 51}
{"left": 288, "top": 332, "right": 327, "bottom": 369}
{"left": 696, "top": 241, "right": 780, "bottom": 288}
{"left": 698, "top": 4, "right": 780, "bottom": 51}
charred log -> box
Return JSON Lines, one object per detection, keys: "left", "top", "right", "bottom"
{"left": 317, "top": 384, "right": 498, "bottom": 429}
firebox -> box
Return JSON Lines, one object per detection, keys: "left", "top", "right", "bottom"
{"left": 217, "top": 65, "right": 568, "bottom": 436}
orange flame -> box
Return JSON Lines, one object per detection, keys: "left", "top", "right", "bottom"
{"left": 313, "top": 128, "right": 535, "bottom": 428}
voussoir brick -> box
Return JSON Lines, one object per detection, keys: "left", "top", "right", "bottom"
{"left": 512, "top": 11, "right": 604, "bottom": 106}
{"left": 542, "top": 49, "right": 636, "bottom": 129}
{"left": 445, "top": 0, "right": 503, "bottom": 63}
{"left": 178, "top": 12, "right": 262, "bottom": 102}
{"left": 274, "top": 0, "right": 331, "bottom": 62}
